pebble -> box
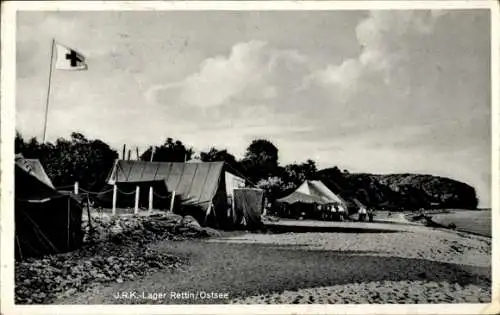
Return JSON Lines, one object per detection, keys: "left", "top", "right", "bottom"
{"left": 229, "top": 280, "right": 491, "bottom": 304}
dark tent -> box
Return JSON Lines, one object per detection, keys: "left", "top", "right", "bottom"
{"left": 15, "top": 155, "right": 83, "bottom": 260}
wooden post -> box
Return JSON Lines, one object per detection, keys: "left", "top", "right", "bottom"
{"left": 127, "top": 150, "right": 131, "bottom": 161}
{"left": 169, "top": 190, "right": 176, "bottom": 213}
{"left": 74, "top": 181, "right": 79, "bottom": 195}
{"left": 16, "top": 235, "right": 23, "bottom": 260}
{"left": 134, "top": 186, "right": 140, "bottom": 214}
{"left": 231, "top": 194, "right": 236, "bottom": 224}
{"left": 148, "top": 186, "right": 153, "bottom": 211}
{"left": 122, "top": 144, "right": 126, "bottom": 160}
{"left": 112, "top": 184, "right": 117, "bottom": 216}
{"left": 67, "top": 197, "right": 71, "bottom": 250}
{"left": 136, "top": 147, "right": 140, "bottom": 160}
{"left": 86, "top": 194, "right": 92, "bottom": 230}
{"left": 204, "top": 203, "right": 212, "bottom": 225}
{"left": 212, "top": 202, "right": 219, "bottom": 229}
{"left": 150, "top": 147, "right": 155, "bottom": 162}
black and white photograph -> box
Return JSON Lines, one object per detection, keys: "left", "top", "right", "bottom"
{"left": 1, "top": 1, "right": 498, "bottom": 314}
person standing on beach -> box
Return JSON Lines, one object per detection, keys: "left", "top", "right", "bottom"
{"left": 368, "top": 208, "right": 374, "bottom": 222}
{"left": 358, "top": 206, "right": 367, "bottom": 222}
{"left": 331, "top": 204, "right": 338, "bottom": 221}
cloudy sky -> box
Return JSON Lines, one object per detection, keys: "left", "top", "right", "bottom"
{"left": 16, "top": 10, "right": 491, "bottom": 206}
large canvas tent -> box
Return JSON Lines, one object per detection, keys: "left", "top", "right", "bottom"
{"left": 276, "top": 180, "right": 348, "bottom": 219}
{"left": 105, "top": 160, "right": 263, "bottom": 229}
{"left": 15, "top": 155, "right": 83, "bottom": 260}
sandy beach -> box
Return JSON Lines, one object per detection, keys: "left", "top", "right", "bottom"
{"left": 53, "top": 220, "right": 491, "bottom": 304}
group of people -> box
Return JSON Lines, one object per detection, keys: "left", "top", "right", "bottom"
{"left": 358, "top": 206, "right": 375, "bottom": 222}
{"left": 266, "top": 201, "right": 375, "bottom": 223}
{"left": 320, "top": 204, "right": 347, "bottom": 221}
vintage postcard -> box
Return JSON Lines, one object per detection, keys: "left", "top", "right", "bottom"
{"left": 1, "top": 1, "right": 499, "bottom": 314}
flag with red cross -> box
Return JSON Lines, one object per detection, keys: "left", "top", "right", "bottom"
{"left": 55, "top": 43, "right": 88, "bottom": 71}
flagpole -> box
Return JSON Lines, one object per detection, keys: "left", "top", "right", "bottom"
{"left": 42, "top": 38, "right": 56, "bottom": 143}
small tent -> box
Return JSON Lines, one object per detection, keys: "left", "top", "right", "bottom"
{"left": 15, "top": 155, "right": 83, "bottom": 260}
{"left": 353, "top": 198, "right": 367, "bottom": 210}
{"left": 316, "top": 177, "right": 369, "bottom": 215}
{"left": 276, "top": 180, "right": 348, "bottom": 220}
{"left": 340, "top": 197, "right": 369, "bottom": 215}
{"left": 105, "top": 160, "right": 263, "bottom": 229}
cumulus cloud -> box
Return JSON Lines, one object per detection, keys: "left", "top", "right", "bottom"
{"left": 147, "top": 40, "right": 309, "bottom": 110}
{"left": 144, "top": 9, "right": 487, "bottom": 158}
{"left": 146, "top": 10, "right": 451, "bottom": 124}
{"left": 309, "top": 10, "right": 447, "bottom": 99}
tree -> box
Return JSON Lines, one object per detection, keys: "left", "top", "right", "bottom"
{"left": 15, "top": 131, "right": 25, "bottom": 154}
{"left": 140, "top": 137, "right": 194, "bottom": 162}
{"left": 282, "top": 159, "right": 318, "bottom": 186}
{"left": 200, "top": 147, "right": 234, "bottom": 162}
{"left": 199, "top": 147, "right": 243, "bottom": 174}
{"left": 241, "top": 139, "right": 279, "bottom": 182}
{"left": 244, "top": 139, "right": 279, "bottom": 163}
{"left": 256, "top": 176, "right": 295, "bottom": 201}
{"left": 16, "top": 132, "right": 119, "bottom": 191}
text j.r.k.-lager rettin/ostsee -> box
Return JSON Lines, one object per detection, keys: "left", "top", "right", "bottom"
{"left": 114, "top": 290, "right": 230, "bottom": 301}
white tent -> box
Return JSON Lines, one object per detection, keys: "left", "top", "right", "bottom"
{"left": 278, "top": 180, "right": 348, "bottom": 212}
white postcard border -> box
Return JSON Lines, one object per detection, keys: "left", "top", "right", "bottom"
{"left": 1, "top": 1, "right": 498, "bottom": 314}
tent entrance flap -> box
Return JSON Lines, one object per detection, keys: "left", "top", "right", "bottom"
{"left": 233, "top": 188, "right": 264, "bottom": 230}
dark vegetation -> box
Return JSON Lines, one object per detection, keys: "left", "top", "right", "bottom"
{"left": 15, "top": 132, "right": 118, "bottom": 192}
{"left": 15, "top": 132, "right": 479, "bottom": 210}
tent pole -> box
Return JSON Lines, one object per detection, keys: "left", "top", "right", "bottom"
{"left": 148, "top": 186, "right": 153, "bottom": 211}
{"left": 169, "top": 190, "right": 176, "bottom": 213}
{"left": 86, "top": 193, "right": 92, "bottom": 230}
{"left": 42, "top": 38, "right": 55, "bottom": 143}
{"left": 23, "top": 212, "right": 60, "bottom": 253}
{"left": 150, "top": 146, "right": 155, "bottom": 162}
{"left": 112, "top": 184, "right": 117, "bottom": 216}
{"left": 15, "top": 235, "right": 23, "bottom": 260}
{"left": 213, "top": 202, "right": 219, "bottom": 229}
{"left": 204, "top": 203, "right": 212, "bottom": 225}
{"left": 232, "top": 193, "right": 236, "bottom": 225}
{"left": 134, "top": 185, "right": 140, "bottom": 214}
{"left": 67, "top": 198, "right": 71, "bottom": 250}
